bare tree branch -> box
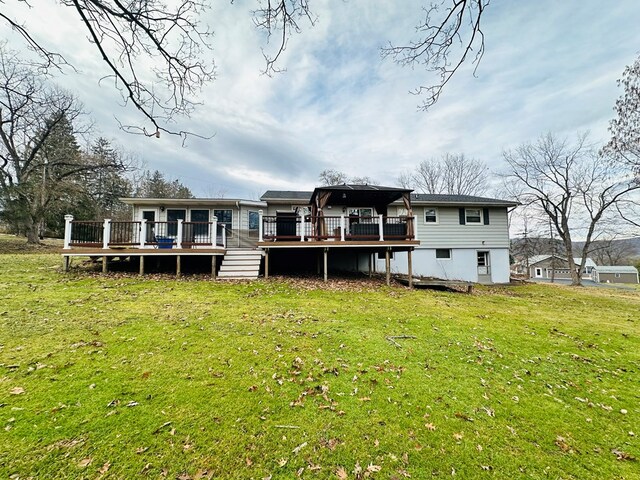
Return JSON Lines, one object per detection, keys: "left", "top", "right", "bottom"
{"left": 381, "top": 0, "right": 489, "bottom": 110}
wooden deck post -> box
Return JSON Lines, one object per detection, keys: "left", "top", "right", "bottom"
{"left": 264, "top": 249, "right": 269, "bottom": 279}
{"left": 378, "top": 214, "right": 384, "bottom": 241}
{"left": 176, "top": 220, "right": 183, "bottom": 249}
{"left": 103, "top": 219, "right": 111, "bottom": 250}
{"left": 408, "top": 249, "right": 413, "bottom": 288}
{"left": 385, "top": 248, "right": 391, "bottom": 286}
{"left": 323, "top": 248, "right": 328, "bottom": 282}
{"left": 139, "top": 255, "right": 145, "bottom": 275}
{"left": 176, "top": 255, "right": 181, "bottom": 277}
{"left": 211, "top": 255, "right": 217, "bottom": 279}
{"left": 368, "top": 253, "right": 372, "bottom": 277}
{"left": 63, "top": 215, "right": 73, "bottom": 249}
{"left": 63, "top": 255, "right": 70, "bottom": 272}
{"left": 102, "top": 255, "right": 108, "bottom": 273}
{"left": 139, "top": 219, "right": 147, "bottom": 248}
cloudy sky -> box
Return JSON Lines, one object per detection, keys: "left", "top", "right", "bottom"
{"left": 3, "top": 1, "right": 640, "bottom": 199}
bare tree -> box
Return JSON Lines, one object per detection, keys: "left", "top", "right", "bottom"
{"left": 607, "top": 55, "right": 640, "bottom": 174}
{"left": 582, "top": 238, "right": 638, "bottom": 266}
{"left": 0, "top": 47, "right": 122, "bottom": 243}
{"left": 502, "top": 132, "right": 640, "bottom": 285}
{"left": 382, "top": 0, "right": 489, "bottom": 110}
{"left": 2, "top": 2, "right": 215, "bottom": 138}
{"left": 400, "top": 153, "right": 489, "bottom": 195}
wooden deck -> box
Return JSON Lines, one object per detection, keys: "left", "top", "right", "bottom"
{"left": 258, "top": 240, "right": 419, "bottom": 250}
{"left": 62, "top": 247, "right": 225, "bottom": 256}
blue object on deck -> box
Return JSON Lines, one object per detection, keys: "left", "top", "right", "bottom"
{"left": 156, "top": 236, "right": 174, "bottom": 249}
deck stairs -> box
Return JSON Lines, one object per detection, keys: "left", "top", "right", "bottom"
{"left": 217, "top": 248, "right": 263, "bottom": 280}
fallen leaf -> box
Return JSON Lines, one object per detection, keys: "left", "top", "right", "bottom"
{"left": 367, "top": 463, "right": 382, "bottom": 473}
{"left": 78, "top": 457, "right": 93, "bottom": 468}
{"left": 136, "top": 446, "right": 149, "bottom": 454}
{"left": 453, "top": 432, "right": 463, "bottom": 441}
{"left": 9, "top": 387, "right": 25, "bottom": 395}
{"left": 246, "top": 457, "right": 253, "bottom": 467}
{"left": 425, "top": 423, "right": 436, "bottom": 431}
{"left": 98, "top": 462, "right": 111, "bottom": 474}
{"left": 611, "top": 448, "right": 635, "bottom": 461}
{"left": 336, "top": 466, "right": 348, "bottom": 479}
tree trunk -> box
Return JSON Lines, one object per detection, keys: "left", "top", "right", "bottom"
{"left": 25, "top": 214, "right": 41, "bottom": 245}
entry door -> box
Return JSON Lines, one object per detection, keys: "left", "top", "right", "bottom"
{"left": 142, "top": 210, "right": 156, "bottom": 242}
{"left": 535, "top": 267, "right": 542, "bottom": 278}
{"left": 477, "top": 251, "right": 491, "bottom": 283}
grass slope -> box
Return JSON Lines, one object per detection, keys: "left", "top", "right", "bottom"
{"left": 0, "top": 250, "right": 638, "bottom": 479}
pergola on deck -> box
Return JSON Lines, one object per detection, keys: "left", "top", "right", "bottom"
{"left": 257, "top": 185, "right": 419, "bottom": 285}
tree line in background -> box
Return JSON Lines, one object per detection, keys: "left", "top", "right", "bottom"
{"left": 0, "top": 46, "right": 192, "bottom": 243}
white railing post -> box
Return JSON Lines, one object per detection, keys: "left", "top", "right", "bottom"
{"left": 378, "top": 214, "right": 384, "bottom": 241}
{"left": 212, "top": 216, "right": 218, "bottom": 247}
{"left": 299, "top": 212, "right": 305, "bottom": 242}
{"left": 140, "top": 219, "right": 147, "bottom": 248}
{"left": 412, "top": 216, "right": 418, "bottom": 241}
{"left": 258, "top": 210, "right": 264, "bottom": 242}
{"left": 176, "top": 219, "right": 183, "bottom": 249}
{"left": 222, "top": 226, "right": 227, "bottom": 248}
{"left": 103, "top": 219, "right": 111, "bottom": 249}
{"left": 340, "top": 215, "right": 345, "bottom": 241}
{"left": 63, "top": 214, "right": 74, "bottom": 249}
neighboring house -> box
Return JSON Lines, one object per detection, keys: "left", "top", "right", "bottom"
{"left": 61, "top": 185, "right": 518, "bottom": 284}
{"left": 526, "top": 255, "right": 597, "bottom": 280}
{"left": 592, "top": 266, "right": 639, "bottom": 284}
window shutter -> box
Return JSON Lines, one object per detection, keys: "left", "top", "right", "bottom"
{"left": 483, "top": 208, "right": 490, "bottom": 225}
{"left": 459, "top": 208, "right": 466, "bottom": 225}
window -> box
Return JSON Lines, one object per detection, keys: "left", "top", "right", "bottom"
{"left": 166, "top": 209, "right": 186, "bottom": 236}
{"left": 213, "top": 209, "right": 233, "bottom": 235}
{"left": 248, "top": 211, "right": 259, "bottom": 230}
{"left": 190, "top": 209, "right": 209, "bottom": 238}
{"left": 465, "top": 208, "right": 482, "bottom": 224}
{"left": 615, "top": 273, "right": 621, "bottom": 278}
{"left": 425, "top": 208, "right": 438, "bottom": 223}
{"left": 435, "top": 248, "right": 451, "bottom": 259}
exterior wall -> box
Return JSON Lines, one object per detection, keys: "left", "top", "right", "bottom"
{"left": 377, "top": 248, "right": 511, "bottom": 284}
{"left": 396, "top": 206, "right": 510, "bottom": 248}
{"left": 132, "top": 203, "right": 242, "bottom": 229}
{"left": 595, "top": 272, "right": 639, "bottom": 284}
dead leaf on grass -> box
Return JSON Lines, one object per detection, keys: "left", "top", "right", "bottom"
{"left": 425, "top": 423, "right": 436, "bottom": 431}
{"left": 78, "top": 457, "right": 93, "bottom": 468}
{"left": 9, "top": 387, "right": 25, "bottom": 395}
{"left": 336, "top": 466, "right": 349, "bottom": 479}
{"left": 611, "top": 448, "right": 636, "bottom": 461}
{"left": 98, "top": 462, "right": 111, "bottom": 474}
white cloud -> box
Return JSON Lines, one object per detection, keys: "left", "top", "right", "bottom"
{"left": 2, "top": 0, "right": 639, "bottom": 199}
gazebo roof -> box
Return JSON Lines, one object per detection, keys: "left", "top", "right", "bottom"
{"left": 310, "top": 184, "right": 412, "bottom": 208}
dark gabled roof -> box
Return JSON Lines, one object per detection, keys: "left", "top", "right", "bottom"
{"left": 260, "top": 190, "right": 313, "bottom": 202}
{"left": 310, "top": 184, "right": 412, "bottom": 209}
{"left": 410, "top": 193, "right": 519, "bottom": 207}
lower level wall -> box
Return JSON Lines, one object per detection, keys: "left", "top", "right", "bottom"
{"left": 377, "top": 248, "right": 511, "bottom": 284}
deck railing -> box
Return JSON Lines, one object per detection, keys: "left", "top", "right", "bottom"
{"left": 63, "top": 216, "right": 226, "bottom": 249}
{"left": 260, "top": 213, "right": 416, "bottom": 242}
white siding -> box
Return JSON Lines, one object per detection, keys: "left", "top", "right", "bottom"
{"left": 410, "top": 206, "right": 510, "bottom": 248}
{"left": 378, "top": 248, "right": 511, "bottom": 284}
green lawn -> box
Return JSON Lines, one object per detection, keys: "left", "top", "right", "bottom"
{"left": 0, "top": 247, "right": 638, "bottom": 479}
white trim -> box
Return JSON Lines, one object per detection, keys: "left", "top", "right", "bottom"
{"left": 465, "top": 208, "right": 483, "bottom": 224}
{"left": 424, "top": 207, "right": 439, "bottom": 224}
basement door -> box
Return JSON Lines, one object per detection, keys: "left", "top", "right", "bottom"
{"left": 477, "top": 251, "right": 492, "bottom": 283}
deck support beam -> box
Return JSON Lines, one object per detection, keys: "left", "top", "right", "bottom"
{"left": 264, "top": 249, "right": 269, "bottom": 279}
{"left": 139, "top": 255, "right": 145, "bottom": 275}
{"left": 385, "top": 248, "right": 391, "bottom": 286}
{"left": 176, "top": 255, "right": 181, "bottom": 277}
{"left": 368, "top": 253, "right": 372, "bottom": 277}
{"left": 102, "top": 256, "right": 108, "bottom": 273}
{"left": 408, "top": 249, "right": 413, "bottom": 288}
{"left": 323, "top": 248, "right": 328, "bottom": 282}
{"left": 63, "top": 255, "right": 70, "bottom": 272}
{"left": 211, "top": 255, "right": 217, "bottom": 279}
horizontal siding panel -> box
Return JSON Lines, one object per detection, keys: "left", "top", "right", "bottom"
{"left": 413, "top": 206, "right": 510, "bottom": 248}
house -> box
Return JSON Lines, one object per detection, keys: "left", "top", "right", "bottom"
{"left": 375, "top": 193, "right": 518, "bottom": 284}
{"left": 526, "top": 255, "right": 597, "bottom": 280}
{"left": 592, "top": 265, "right": 639, "bottom": 284}
{"left": 61, "top": 185, "right": 518, "bottom": 285}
